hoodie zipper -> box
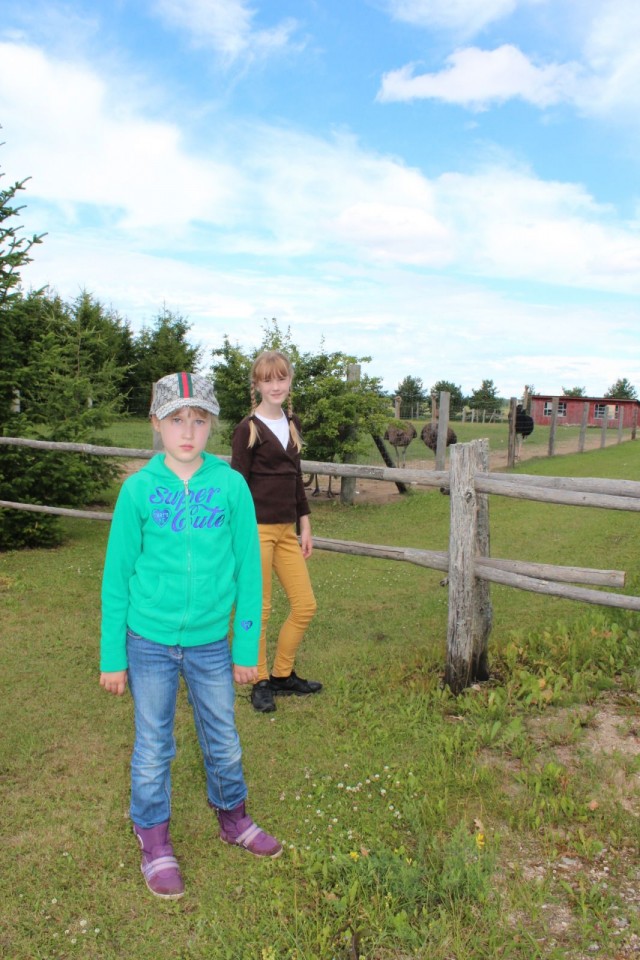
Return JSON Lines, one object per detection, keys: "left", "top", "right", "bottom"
{"left": 179, "top": 478, "right": 192, "bottom": 636}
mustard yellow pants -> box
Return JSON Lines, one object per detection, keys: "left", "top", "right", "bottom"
{"left": 257, "top": 523, "right": 317, "bottom": 682}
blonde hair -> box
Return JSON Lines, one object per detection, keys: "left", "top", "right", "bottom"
{"left": 247, "top": 350, "right": 302, "bottom": 451}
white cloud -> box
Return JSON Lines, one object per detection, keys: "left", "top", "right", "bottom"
{"left": 151, "top": 0, "right": 298, "bottom": 64}
{"left": 386, "top": 0, "right": 549, "bottom": 37}
{"left": 0, "top": 42, "right": 241, "bottom": 230}
{"left": 378, "top": 44, "right": 582, "bottom": 107}
{"left": 4, "top": 34, "right": 640, "bottom": 398}
{"left": 379, "top": 1, "right": 640, "bottom": 119}
{"left": 382, "top": 0, "right": 522, "bottom": 36}
{"left": 578, "top": 0, "right": 640, "bottom": 117}
{"left": 5, "top": 36, "right": 640, "bottom": 296}
{"left": 437, "top": 168, "right": 640, "bottom": 293}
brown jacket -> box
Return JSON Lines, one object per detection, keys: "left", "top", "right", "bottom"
{"left": 231, "top": 415, "right": 311, "bottom": 525}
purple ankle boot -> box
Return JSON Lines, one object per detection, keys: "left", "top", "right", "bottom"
{"left": 133, "top": 821, "right": 185, "bottom": 899}
{"left": 211, "top": 800, "right": 282, "bottom": 858}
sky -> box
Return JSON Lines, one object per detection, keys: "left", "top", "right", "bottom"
{"left": 1, "top": 0, "right": 640, "bottom": 399}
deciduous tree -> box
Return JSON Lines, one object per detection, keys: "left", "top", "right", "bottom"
{"left": 604, "top": 378, "right": 637, "bottom": 401}
{"left": 469, "top": 379, "right": 503, "bottom": 414}
{"left": 430, "top": 380, "right": 464, "bottom": 414}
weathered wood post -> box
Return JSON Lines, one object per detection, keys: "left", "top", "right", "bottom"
{"left": 435, "top": 391, "right": 450, "bottom": 472}
{"left": 578, "top": 401, "right": 588, "bottom": 452}
{"left": 507, "top": 397, "right": 518, "bottom": 468}
{"left": 600, "top": 407, "right": 609, "bottom": 448}
{"left": 548, "top": 397, "right": 559, "bottom": 456}
{"left": 445, "top": 439, "right": 492, "bottom": 693}
{"left": 394, "top": 395, "right": 401, "bottom": 419}
{"left": 340, "top": 364, "right": 360, "bottom": 505}
{"left": 150, "top": 383, "right": 163, "bottom": 451}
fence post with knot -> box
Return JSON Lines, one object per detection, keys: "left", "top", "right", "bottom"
{"left": 340, "top": 364, "right": 360, "bottom": 505}
{"left": 445, "top": 438, "right": 492, "bottom": 693}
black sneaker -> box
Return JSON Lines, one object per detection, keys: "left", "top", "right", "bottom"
{"left": 269, "top": 671, "right": 323, "bottom": 696}
{"left": 251, "top": 680, "right": 276, "bottom": 713}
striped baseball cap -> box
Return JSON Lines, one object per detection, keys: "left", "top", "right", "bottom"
{"left": 150, "top": 372, "right": 220, "bottom": 419}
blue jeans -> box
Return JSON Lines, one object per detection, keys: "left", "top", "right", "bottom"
{"left": 126, "top": 630, "right": 247, "bottom": 828}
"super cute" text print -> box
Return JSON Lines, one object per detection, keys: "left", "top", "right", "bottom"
{"left": 149, "top": 485, "right": 226, "bottom": 532}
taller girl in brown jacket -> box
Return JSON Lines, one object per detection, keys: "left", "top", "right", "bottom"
{"left": 231, "top": 351, "right": 321, "bottom": 713}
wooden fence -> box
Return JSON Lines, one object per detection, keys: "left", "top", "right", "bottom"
{"left": 507, "top": 395, "right": 639, "bottom": 468}
{"left": 2, "top": 434, "right": 639, "bottom": 694}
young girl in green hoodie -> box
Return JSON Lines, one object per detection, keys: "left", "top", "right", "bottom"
{"left": 100, "top": 372, "right": 281, "bottom": 900}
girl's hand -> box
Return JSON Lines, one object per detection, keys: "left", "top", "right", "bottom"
{"left": 100, "top": 670, "right": 128, "bottom": 695}
{"left": 300, "top": 515, "right": 313, "bottom": 559}
{"left": 234, "top": 664, "right": 258, "bottom": 685}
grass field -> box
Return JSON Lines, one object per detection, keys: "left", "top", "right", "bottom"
{"left": 2, "top": 428, "right": 640, "bottom": 959}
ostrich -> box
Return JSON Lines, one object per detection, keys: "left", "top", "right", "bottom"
{"left": 421, "top": 422, "right": 457, "bottom": 454}
{"left": 514, "top": 403, "right": 534, "bottom": 460}
{"left": 304, "top": 472, "right": 336, "bottom": 497}
{"left": 383, "top": 420, "right": 417, "bottom": 467}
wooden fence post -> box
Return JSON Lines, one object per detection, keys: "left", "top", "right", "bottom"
{"left": 340, "top": 364, "right": 360, "bottom": 505}
{"left": 149, "top": 383, "right": 164, "bottom": 451}
{"left": 507, "top": 397, "right": 517, "bottom": 468}
{"left": 578, "top": 401, "right": 588, "bottom": 452}
{"left": 445, "top": 439, "right": 492, "bottom": 693}
{"left": 548, "top": 397, "right": 559, "bottom": 456}
{"left": 600, "top": 409, "right": 608, "bottom": 448}
{"left": 435, "top": 391, "right": 450, "bottom": 472}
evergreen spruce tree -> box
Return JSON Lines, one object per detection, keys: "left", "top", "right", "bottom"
{"left": 0, "top": 162, "right": 123, "bottom": 548}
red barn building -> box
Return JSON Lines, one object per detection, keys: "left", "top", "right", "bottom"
{"left": 530, "top": 395, "right": 640, "bottom": 429}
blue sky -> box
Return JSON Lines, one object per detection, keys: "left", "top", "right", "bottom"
{"left": 1, "top": 0, "right": 639, "bottom": 398}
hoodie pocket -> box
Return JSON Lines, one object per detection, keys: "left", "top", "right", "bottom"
{"left": 129, "top": 574, "right": 172, "bottom": 611}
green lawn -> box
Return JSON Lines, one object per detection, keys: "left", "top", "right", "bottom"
{"left": 2, "top": 435, "right": 640, "bottom": 958}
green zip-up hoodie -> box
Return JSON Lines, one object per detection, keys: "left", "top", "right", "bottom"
{"left": 100, "top": 452, "right": 261, "bottom": 672}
